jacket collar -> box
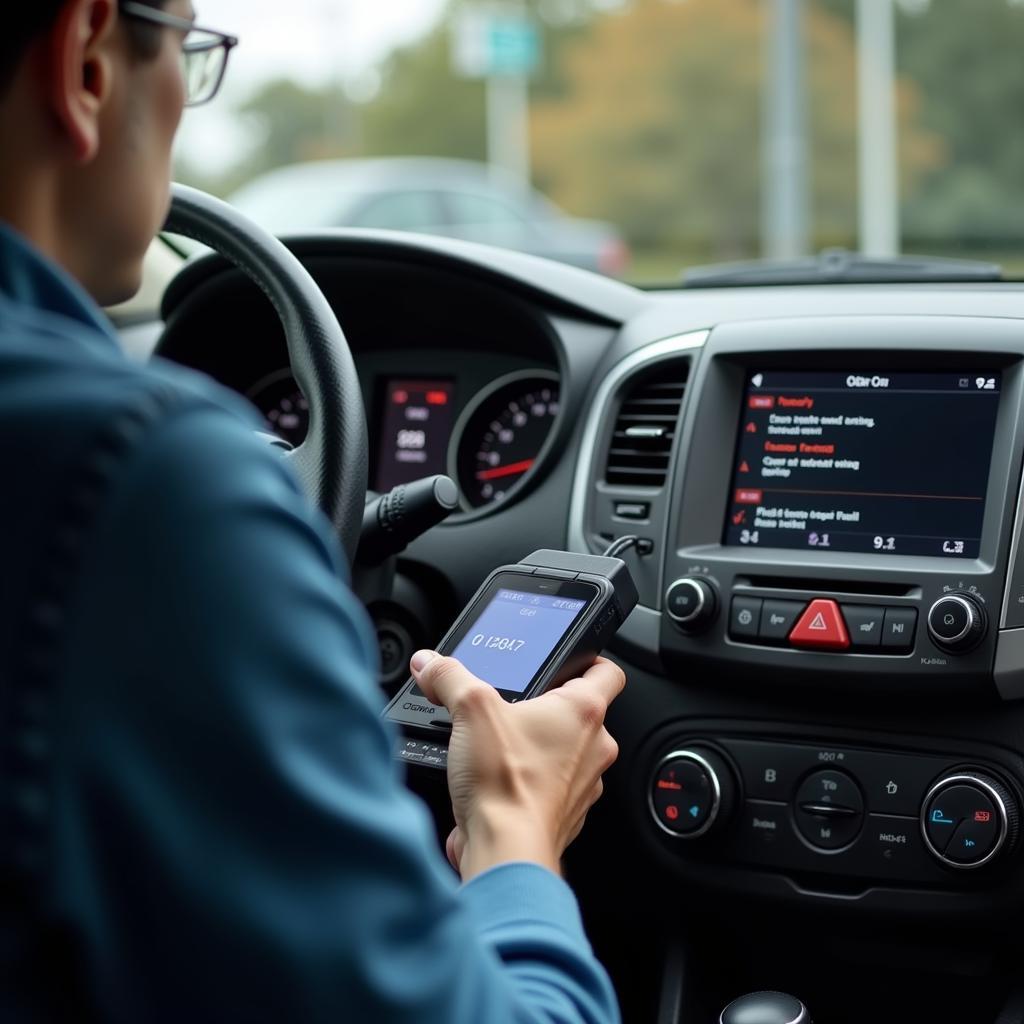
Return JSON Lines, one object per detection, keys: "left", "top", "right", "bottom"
{"left": 0, "top": 221, "right": 121, "bottom": 350}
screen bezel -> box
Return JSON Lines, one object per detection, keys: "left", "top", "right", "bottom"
{"left": 372, "top": 376, "right": 457, "bottom": 492}
{"left": 439, "top": 570, "right": 601, "bottom": 701}
{"left": 720, "top": 368, "right": 1003, "bottom": 559}
{"left": 668, "top": 330, "right": 1023, "bottom": 577}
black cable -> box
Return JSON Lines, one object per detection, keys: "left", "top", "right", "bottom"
{"left": 602, "top": 535, "right": 653, "bottom": 558}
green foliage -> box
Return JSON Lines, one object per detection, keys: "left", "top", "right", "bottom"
{"left": 175, "top": 0, "right": 1024, "bottom": 268}
{"left": 360, "top": 25, "right": 487, "bottom": 160}
{"left": 530, "top": 0, "right": 935, "bottom": 259}
{"left": 896, "top": 0, "right": 1024, "bottom": 247}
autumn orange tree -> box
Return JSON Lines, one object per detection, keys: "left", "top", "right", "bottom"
{"left": 530, "top": 0, "right": 939, "bottom": 263}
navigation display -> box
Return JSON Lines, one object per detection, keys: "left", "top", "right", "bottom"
{"left": 723, "top": 370, "right": 1001, "bottom": 558}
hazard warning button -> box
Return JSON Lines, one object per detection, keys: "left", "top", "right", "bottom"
{"left": 789, "top": 598, "right": 850, "bottom": 651}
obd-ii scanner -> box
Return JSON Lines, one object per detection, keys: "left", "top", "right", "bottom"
{"left": 384, "top": 549, "right": 639, "bottom": 770}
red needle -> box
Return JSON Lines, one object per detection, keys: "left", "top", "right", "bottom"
{"left": 476, "top": 458, "right": 535, "bottom": 481}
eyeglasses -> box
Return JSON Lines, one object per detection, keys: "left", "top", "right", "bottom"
{"left": 118, "top": 2, "right": 238, "bottom": 107}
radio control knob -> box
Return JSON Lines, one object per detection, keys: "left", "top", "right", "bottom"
{"left": 921, "top": 771, "right": 1018, "bottom": 869}
{"left": 649, "top": 747, "right": 735, "bottom": 839}
{"left": 665, "top": 577, "right": 718, "bottom": 633}
{"left": 926, "top": 594, "right": 986, "bottom": 654}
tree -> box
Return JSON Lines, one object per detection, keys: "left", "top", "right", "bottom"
{"left": 895, "top": 0, "right": 1024, "bottom": 251}
{"left": 529, "top": 0, "right": 939, "bottom": 260}
{"left": 359, "top": 0, "right": 608, "bottom": 161}
{"left": 360, "top": 24, "right": 487, "bottom": 160}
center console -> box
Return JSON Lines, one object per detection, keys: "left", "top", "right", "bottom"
{"left": 645, "top": 317, "right": 1024, "bottom": 895}
{"left": 661, "top": 318, "right": 1024, "bottom": 695}
{"left": 572, "top": 315, "right": 1024, "bottom": 907}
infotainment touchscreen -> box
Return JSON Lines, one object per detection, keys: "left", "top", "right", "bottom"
{"left": 723, "top": 370, "right": 1001, "bottom": 558}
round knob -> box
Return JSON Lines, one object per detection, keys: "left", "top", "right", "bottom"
{"left": 720, "top": 991, "right": 811, "bottom": 1024}
{"left": 649, "top": 747, "right": 734, "bottom": 839}
{"left": 921, "top": 771, "right": 1019, "bottom": 869}
{"left": 664, "top": 577, "right": 718, "bottom": 632}
{"left": 926, "top": 594, "right": 986, "bottom": 654}
{"left": 793, "top": 769, "right": 864, "bottom": 851}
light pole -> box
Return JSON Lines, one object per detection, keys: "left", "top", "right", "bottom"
{"left": 762, "top": 0, "right": 809, "bottom": 260}
{"left": 856, "top": 0, "right": 899, "bottom": 256}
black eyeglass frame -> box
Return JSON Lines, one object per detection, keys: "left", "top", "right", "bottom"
{"left": 118, "top": 1, "right": 238, "bottom": 106}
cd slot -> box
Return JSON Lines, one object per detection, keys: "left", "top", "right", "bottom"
{"left": 737, "top": 575, "right": 919, "bottom": 598}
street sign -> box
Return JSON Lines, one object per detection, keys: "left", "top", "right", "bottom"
{"left": 452, "top": 7, "right": 541, "bottom": 79}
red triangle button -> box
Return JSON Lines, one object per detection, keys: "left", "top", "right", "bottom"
{"left": 789, "top": 598, "right": 850, "bottom": 650}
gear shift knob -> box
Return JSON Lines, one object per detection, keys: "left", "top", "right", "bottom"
{"left": 720, "top": 991, "right": 810, "bottom": 1024}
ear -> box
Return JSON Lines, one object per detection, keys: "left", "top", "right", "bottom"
{"left": 46, "top": 0, "right": 118, "bottom": 163}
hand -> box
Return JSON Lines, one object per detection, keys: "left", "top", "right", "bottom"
{"left": 410, "top": 652, "right": 625, "bottom": 881}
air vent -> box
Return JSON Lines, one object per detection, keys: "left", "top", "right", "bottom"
{"left": 603, "top": 363, "right": 689, "bottom": 487}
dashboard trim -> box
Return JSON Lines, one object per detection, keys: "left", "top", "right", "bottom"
{"left": 568, "top": 329, "right": 709, "bottom": 649}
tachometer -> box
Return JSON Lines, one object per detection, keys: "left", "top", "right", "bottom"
{"left": 247, "top": 369, "right": 309, "bottom": 448}
{"left": 450, "top": 370, "right": 560, "bottom": 511}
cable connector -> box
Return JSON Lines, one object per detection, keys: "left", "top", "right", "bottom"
{"left": 602, "top": 535, "right": 654, "bottom": 559}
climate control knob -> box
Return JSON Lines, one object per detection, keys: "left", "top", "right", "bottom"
{"left": 649, "top": 747, "right": 735, "bottom": 839}
{"left": 926, "top": 594, "right": 986, "bottom": 654}
{"left": 664, "top": 577, "right": 718, "bottom": 633}
{"left": 921, "top": 772, "right": 1018, "bottom": 869}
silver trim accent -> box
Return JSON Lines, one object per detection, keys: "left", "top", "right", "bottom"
{"left": 920, "top": 773, "right": 1010, "bottom": 870}
{"left": 1001, "top": 450, "right": 1024, "bottom": 628}
{"left": 567, "top": 330, "right": 710, "bottom": 627}
{"left": 446, "top": 368, "right": 559, "bottom": 513}
{"left": 625, "top": 424, "right": 667, "bottom": 439}
{"left": 665, "top": 578, "right": 707, "bottom": 625}
{"left": 993, "top": 627, "right": 1024, "bottom": 701}
{"left": 719, "top": 993, "right": 808, "bottom": 1024}
{"left": 648, "top": 749, "right": 723, "bottom": 839}
{"left": 926, "top": 594, "right": 978, "bottom": 649}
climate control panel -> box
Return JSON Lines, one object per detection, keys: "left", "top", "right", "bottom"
{"left": 647, "top": 737, "right": 1021, "bottom": 884}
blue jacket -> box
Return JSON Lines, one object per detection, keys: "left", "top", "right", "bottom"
{"left": 0, "top": 223, "right": 619, "bottom": 1024}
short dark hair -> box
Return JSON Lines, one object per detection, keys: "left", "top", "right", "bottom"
{"left": 0, "top": 0, "right": 167, "bottom": 94}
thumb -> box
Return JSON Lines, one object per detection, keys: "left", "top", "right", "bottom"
{"left": 410, "top": 651, "right": 493, "bottom": 714}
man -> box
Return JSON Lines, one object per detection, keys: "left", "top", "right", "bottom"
{"left": 0, "top": 2, "right": 625, "bottom": 1021}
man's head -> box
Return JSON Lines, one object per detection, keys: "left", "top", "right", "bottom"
{"left": 0, "top": 0, "right": 193, "bottom": 305}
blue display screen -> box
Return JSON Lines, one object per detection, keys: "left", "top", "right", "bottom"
{"left": 450, "top": 588, "right": 589, "bottom": 694}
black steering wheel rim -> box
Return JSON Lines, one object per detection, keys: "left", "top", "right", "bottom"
{"left": 160, "top": 184, "right": 368, "bottom": 562}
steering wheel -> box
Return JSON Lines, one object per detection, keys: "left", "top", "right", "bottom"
{"left": 161, "top": 184, "right": 368, "bottom": 562}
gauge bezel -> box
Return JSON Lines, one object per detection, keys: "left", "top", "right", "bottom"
{"left": 246, "top": 366, "right": 300, "bottom": 403}
{"left": 246, "top": 367, "right": 310, "bottom": 446}
{"left": 447, "top": 368, "right": 560, "bottom": 515}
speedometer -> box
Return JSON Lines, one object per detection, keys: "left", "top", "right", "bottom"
{"left": 246, "top": 368, "right": 309, "bottom": 448}
{"left": 450, "top": 370, "right": 560, "bottom": 511}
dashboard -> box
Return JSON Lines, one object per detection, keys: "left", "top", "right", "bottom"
{"left": 247, "top": 362, "right": 560, "bottom": 511}
{"left": 154, "top": 232, "right": 1024, "bottom": 1023}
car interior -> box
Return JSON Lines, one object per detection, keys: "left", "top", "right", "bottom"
{"left": 104, "top": 174, "right": 1024, "bottom": 1023}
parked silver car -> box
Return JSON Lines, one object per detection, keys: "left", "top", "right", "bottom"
{"left": 227, "top": 157, "right": 630, "bottom": 277}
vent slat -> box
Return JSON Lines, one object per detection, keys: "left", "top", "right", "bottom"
{"left": 603, "top": 363, "right": 689, "bottom": 487}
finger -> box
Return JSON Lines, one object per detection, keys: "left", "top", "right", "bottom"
{"left": 410, "top": 652, "right": 493, "bottom": 713}
{"left": 557, "top": 657, "right": 626, "bottom": 708}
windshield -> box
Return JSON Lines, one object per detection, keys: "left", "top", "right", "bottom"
{"left": 175, "top": 0, "right": 1024, "bottom": 286}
